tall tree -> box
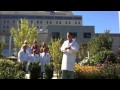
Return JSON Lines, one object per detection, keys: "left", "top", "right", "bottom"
{"left": 10, "top": 19, "right": 38, "bottom": 56}
{"left": 88, "top": 30, "right": 113, "bottom": 57}
{"left": 48, "top": 38, "right": 63, "bottom": 78}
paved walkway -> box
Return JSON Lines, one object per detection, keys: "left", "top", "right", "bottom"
{"left": 25, "top": 73, "right": 60, "bottom": 79}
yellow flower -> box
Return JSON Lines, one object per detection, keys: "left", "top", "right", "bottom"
{"left": 75, "top": 64, "right": 100, "bottom": 73}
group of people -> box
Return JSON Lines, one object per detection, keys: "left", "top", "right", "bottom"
{"left": 18, "top": 40, "right": 50, "bottom": 79}
{"left": 18, "top": 32, "right": 79, "bottom": 79}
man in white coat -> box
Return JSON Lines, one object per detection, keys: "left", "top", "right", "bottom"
{"left": 61, "top": 32, "right": 79, "bottom": 79}
{"left": 18, "top": 44, "right": 30, "bottom": 72}
{"left": 23, "top": 40, "right": 32, "bottom": 56}
{"left": 39, "top": 48, "right": 51, "bottom": 79}
{"left": 18, "top": 44, "right": 29, "bottom": 62}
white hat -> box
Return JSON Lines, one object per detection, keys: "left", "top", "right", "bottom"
{"left": 24, "top": 40, "right": 28, "bottom": 43}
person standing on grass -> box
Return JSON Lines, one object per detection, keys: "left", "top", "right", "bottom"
{"left": 39, "top": 48, "right": 51, "bottom": 79}
{"left": 18, "top": 44, "right": 30, "bottom": 72}
{"left": 61, "top": 32, "right": 79, "bottom": 79}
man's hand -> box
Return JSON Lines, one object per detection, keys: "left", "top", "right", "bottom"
{"left": 65, "top": 46, "right": 71, "bottom": 50}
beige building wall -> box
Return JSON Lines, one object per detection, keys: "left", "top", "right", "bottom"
{"left": 96, "top": 33, "right": 120, "bottom": 53}
{"left": 47, "top": 25, "right": 95, "bottom": 44}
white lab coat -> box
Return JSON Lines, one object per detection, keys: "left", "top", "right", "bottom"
{"left": 61, "top": 40, "right": 79, "bottom": 71}
{"left": 26, "top": 46, "right": 32, "bottom": 55}
{"left": 30, "top": 54, "right": 40, "bottom": 62}
{"left": 20, "top": 46, "right": 31, "bottom": 56}
{"left": 18, "top": 50, "right": 29, "bottom": 62}
{"left": 39, "top": 52, "right": 50, "bottom": 72}
{"left": 18, "top": 49, "right": 31, "bottom": 72}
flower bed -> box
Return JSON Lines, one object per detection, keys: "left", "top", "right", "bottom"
{"left": 75, "top": 64, "right": 120, "bottom": 79}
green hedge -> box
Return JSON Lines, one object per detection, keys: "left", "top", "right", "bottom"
{"left": 44, "top": 63, "right": 54, "bottom": 79}
{"left": 29, "top": 62, "right": 41, "bottom": 79}
{"left": 75, "top": 64, "right": 120, "bottom": 79}
{"left": 91, "top": 50, "right": 117, "bottom": 65}
{"left": 0, "top": 59, "right": 25, "bottom": 79}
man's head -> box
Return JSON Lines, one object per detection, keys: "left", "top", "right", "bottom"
{"left": 67, "top": 32, "right": 73, "bottom": 41}
{"left": 33, "top": 40, "right": 37, "bottom": 45}
{"left": 42, "top": 48, "right": 47, "bottom": 53}
{"left": 24, "top": 40, "right": 28, "bottom": 45}
{"left": 21, "top": 44, "right": 26, "bottom": 51}
{"left": 42, "top": 42, "right": 46, "bottom": 47}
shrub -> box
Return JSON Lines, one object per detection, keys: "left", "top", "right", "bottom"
{"left": 74, "top": 63, "right": 120, "bottom": 79}
{"left": 44, "top": 63, "right": 54, "bottom": 79}
{"left": 99, "top": 63, "right": 120, "bottom": 79}
{"left": 0, "top": 59, "right": 25, "bottom": 79}
{"left": 74, "top": 64, "right": 100, "bottom": 79}
{"left": 48, "top": 38, "right": 62, "bottom": 78}
{"left": 88, "top": 30, "right": 113, "bottom": 58}
{"left": 91, "top": 50, "right": 117, "bottom": 65}
{"left": 29, "top": 62, "right": 41, "bottom": 79}
{"left": 79, "top": 57, "right": 90, "bottom": 66}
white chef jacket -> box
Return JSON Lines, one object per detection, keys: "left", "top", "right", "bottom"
{"left": 30, "top": 54, "right": 40, "bottom": 62}
{"left": 18, "top": 49, "right": 29, "bottom": 62}
{"left": 61, "top": 40, "right": 79, "bottom": 71}
{"left": 39, "top": 52, "right": 50, "bottom": 72}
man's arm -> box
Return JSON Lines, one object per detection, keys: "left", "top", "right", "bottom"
{"left": 69, "top": 42, "right": 79, "bottom": 54}
{"left": 61, "top": 41, "right": 66, "bottom": 52}
{"left": 46, "top": 53, "right": 51, "bottom": 64}
{"left": 18, "top": 52, "right": 22, "bottom": 62}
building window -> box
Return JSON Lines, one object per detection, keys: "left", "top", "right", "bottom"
{"left": 3, "top": 26, "right": 5, "bottom": 28}
{"left": 7, "top": 20, "right": 9, "bottom": 23}
{"left": 4, "top": 20, "right": 6, "bottom": 23}
{"left": 75, "top": 21, "right": 77, "bottom": 24}
{"left": 40, "top": 21, "right": 42, "bottom": 24}
{"left": 84, "top": 33, "right": 91, "bottom": 38}
{"left": 56, "top": 21, "right": 58, "bottom": 24}
{"left": 59, "top": 21, "right": 61, "bottom": 24}
{"left": 50, "top": 21, "right": 52, "bottom": 24}
{"left": 3, "top": 30, "right": 5, "bottom": 32}
{"left": 52, "top": 32, "right": 60, "bottom": 41}
{"left": 69, "top": 21, "right": 71, "bottom": 24}
{"left": 40, "top": 26, "right": 42, "bottom": 29}
{"left": 13, "top": 20, "right": 15, "bottom": 23}
{"left": 78, "top": 21, "right": 80, "bottom": 24}
{"left": 7, "top": 25, "right": 9, "bottom": 28}
{"left": 66, "top": 21, "right": 67, "bottom": 24}
{"left": 72, "top": 32, "right": 77, "bottom": 38}
{"left": 37, "top": 26, "right": 39, "bottom": 29}
{"left": 46, "top": 21, "right": 48, "bottom": 24}
{"left": 31, "top": 21, "right": 33, "bottom": 23}
{"left": 37, "top": 21, "right": 39, "bottom": 24}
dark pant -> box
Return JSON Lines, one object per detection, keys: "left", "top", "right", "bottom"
{"left": 41, "top": 72, "right": 44, "bottom": 79}
{"left": 62, "top": 70, "right": 74, "bottom": 79}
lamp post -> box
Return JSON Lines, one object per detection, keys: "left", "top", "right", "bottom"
{"left": 9, "top": 35, "right": 12, "bottom": 56}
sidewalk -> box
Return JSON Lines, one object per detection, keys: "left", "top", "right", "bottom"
{"left": 25, "top": 73, "right": 60, "bottom": 79}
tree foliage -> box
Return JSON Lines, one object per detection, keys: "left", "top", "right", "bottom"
{"left": 77, "top": 42, "right": 88, "bottom": 61}
{"left": 48, "top": 38, "right": 62, "bottom": 78}
{"left": 88, "top": 30, "right": 113, "bottom": 57}
{"left": 10, "top": 19, "right": 38, "bottom": 49}
{"left": 0, "top": 37, "right": 5, "bottom": 57}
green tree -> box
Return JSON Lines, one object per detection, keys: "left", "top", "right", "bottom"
{"left": 48, "top": 38, "right": 63, "bottom": 78}
{"left": 0, "top": 37, "right": 5, "bottom": 57}
{"left": 77, "top": 42, "right": 88, "bottom": 61}
{"left": 88, "top": 30, "right": 114, "bottom": 65}
{"left": 88, "top": 30, "right": 113, "bottom": 57}
{"left": 10, "top": 19, "right": 38, "bottom": 56}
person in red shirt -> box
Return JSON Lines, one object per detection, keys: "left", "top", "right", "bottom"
{"left": 31, "top": 40, "right": 40, "bottom": 54}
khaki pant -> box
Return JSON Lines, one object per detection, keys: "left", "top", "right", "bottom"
{"left": 62, "top": 70, "right": 74, "bottom": 79}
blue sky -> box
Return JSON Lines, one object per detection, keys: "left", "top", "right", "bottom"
{"left": 72, "top": 11, "right": 119, "bottom": 33}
